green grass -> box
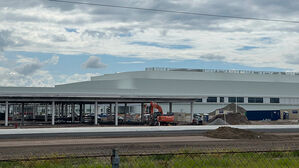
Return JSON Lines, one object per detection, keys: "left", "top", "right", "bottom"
{"left": 1, "top": 151, "right": 299, "bottom": 168}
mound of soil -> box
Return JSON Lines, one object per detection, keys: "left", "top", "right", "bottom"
{"left": 204, "top": 127, "right": 276, "bottom": 140}
{"left": 222, "top": 103, "right": 247, "bottom": 114}
{"left": 209, "top": 113, "right": 250, "bottom": 125}
{"left": 209, "top": 118, "right": 228, "bottom": 125}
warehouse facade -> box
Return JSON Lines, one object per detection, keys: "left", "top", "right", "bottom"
{"left": 1, "top": 67, "right": 299, "bottom": 126}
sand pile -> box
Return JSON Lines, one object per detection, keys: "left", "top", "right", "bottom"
{"left": 204, "top": 127, "right": 276, "bottom": 139}
{"left": 209, "top": 113, "right": 250, "bottom": 125}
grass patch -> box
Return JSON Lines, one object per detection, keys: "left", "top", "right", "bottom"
{"left": 1, "top": 151, "right": 299, "bottom": 168}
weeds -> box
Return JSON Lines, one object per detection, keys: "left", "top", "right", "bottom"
{"left": 0, "top": 151, "right": 299, "bottom": 168}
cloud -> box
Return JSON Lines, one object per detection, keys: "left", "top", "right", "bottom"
{"left": 285, "top": 55, "right": 299, "bottom": 65}
{"left": 65, "top": 28, "right": 77, "bottom": 33}
{"left": 200, "top": 54, "right": 226, "bottom": 61}
{"left": 45, "top": 55, "right": 59, "bottom": 65}
{"left": 0, "top": 54, "right": 7, "bottom": 61}
{"left": 0, "top": 0, "right": 299, "bottom": 72}
{"left": 0, "top": 30, "right": 14, "bottom": 51}
{"left": 130, "top": 41, "right": 192, "bottom": 50}
{"left": 14, "top": 55, "right": 59, "bottom": 76}
{"left": 118, "top": 61, "right": 145, "bottom": 64}
{"left": 236, "top": 46, "right": 259, "bottom": 51}
{"left": 82, "top": 56, "right": 107, "bottom": 69}
{"left": 0, "top": 66, "right": 56, "bottom": 87}
{"left": 15, "top": 62, "right": 43, "bottom": 76}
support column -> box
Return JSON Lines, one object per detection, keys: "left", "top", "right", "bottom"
{"left": 115, "top": 102, "right": 118, "bottom": 126}
{"left": 60, "top": 103, "right": 63, "bottom": 120}
{"left": 21, "top": 103, "right": 24, "bottom": 126}
{"left": 52, "top": 101, "right": 55, "bottom": 125}
{"left": 94, "top": 101, "right": 98, "bottom": 125}
{"left": 33, "top": 104, "right": 36, "bottom": 121}
{"left": 190, "top": 102, "right": 194, "bottom": 123}
{"left": 141, "top": 103, "right": 145, "bottom": 123}
{"left": 124, "top": 103, "right": 127, "bottom": 123}
{"left": 169, "top": 102, "right": 173, "bottom": 114}
{"left": 109, "top": 103, "right": 112, "bottom": 117}
{"left": 65, "top": 104, "right": 68, "bottom": 119}
{"left": 79, "top": 104, "right": 83, "bottom": 123}
{"left": 5, "top": 101, "right": 8, "bottom": 126}
{"left": 12, "top": 104, "right": 15, "bottom": 121}
{"left": 45, "top": 104, "right": 48, "bottom": 122}
{"left": 71, "top": 104, "right": 75, "bottom": 123}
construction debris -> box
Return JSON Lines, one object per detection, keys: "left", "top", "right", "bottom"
{"left": 208, "top": 118, "right": 228, "bottom": 125}
{"left": 204, "top": 127, "right": 276, "bottom": 139}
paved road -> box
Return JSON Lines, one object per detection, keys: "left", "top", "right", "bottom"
{"left": 1, "top": 125, "right": 299, "bottom": 139}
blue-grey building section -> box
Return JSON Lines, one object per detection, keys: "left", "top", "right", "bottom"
{"left": 2, "top": 68, "right": 299, "bottom": 117}
{"left": 246, "top": 110, "right": 281, "bottom": 121}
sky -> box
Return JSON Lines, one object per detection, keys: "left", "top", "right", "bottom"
{"left": 0, "top": 0, "right": 299, "bottom": 87}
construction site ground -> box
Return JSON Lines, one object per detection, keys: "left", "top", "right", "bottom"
{"left": 1, "top": 128, "right": 299, "bottom": 161}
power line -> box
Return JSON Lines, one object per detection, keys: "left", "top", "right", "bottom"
{"left": 48, "top": 0, "right": 299, "bottom": 24}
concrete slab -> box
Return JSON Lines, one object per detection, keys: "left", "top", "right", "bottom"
{"left": 0, "top": 125, "right": 299, "bottom": 135}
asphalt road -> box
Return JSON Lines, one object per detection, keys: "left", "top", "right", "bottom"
{"left": 1, "top": 126, "right": 299, "bottom": 160}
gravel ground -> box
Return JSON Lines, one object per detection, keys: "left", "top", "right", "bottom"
{"left": 1, "top": 133, "right": 299, "bottom": 160}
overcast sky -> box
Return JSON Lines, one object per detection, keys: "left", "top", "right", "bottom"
{"left": 0, "top": 0, "right": 299, "bottom": 87}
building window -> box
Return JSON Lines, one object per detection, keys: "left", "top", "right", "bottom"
{"left": 248, "top": 97, "right": 264, "bottom": 103}
{"left": 195, "top": 98, "right": 202, "bottom": 102}
{"left": 293, "top": 110, "right": 298, "bottom": 114}
{"left": 270, "top": 98, "right": 280, "bottom": 103}
{"left": 237, "top": 97, "right": 244, "bottom": 103}
{"left": 207, "top": 97, "right": 217, "bottom": 102}
{"left": 228, "top": 97, "right": 244, "bottom": 103}
{"left": 220, "top": 97, "right": 224, "bottom": 103}
{"left": 228, "top": 97, "right": 236, "bottom": 103}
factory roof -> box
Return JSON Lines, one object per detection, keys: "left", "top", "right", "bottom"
{"left": 1, "top": 68, "right": 299, "bottom": 99}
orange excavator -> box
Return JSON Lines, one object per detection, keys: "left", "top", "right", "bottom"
{"left": 144, "top": 101, "right": 175, "bottom": 125}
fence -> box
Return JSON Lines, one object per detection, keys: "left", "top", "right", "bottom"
{"left": 1, "top": 149, "right": 299, "bottom": 168}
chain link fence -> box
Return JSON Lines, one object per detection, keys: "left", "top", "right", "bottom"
{"left": 1, "top": 149, "right": 299, "bottom": 168}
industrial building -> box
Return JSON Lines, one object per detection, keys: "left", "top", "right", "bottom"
{"left": 1, "top": 67, "right": 299, "bottom": 126}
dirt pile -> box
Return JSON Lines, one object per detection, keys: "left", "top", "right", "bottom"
{"left": 209, "top": 118, "right": 228, "bottom": 125}
{"left": 209, "top": 113, "right": 250, "bottom": 125}
{"left": 204, "top": 127, "right": 276, "bottom": 139}
{"left": 209, "top": 103, "right": 247, "bottom": 116}
{"left": 222, "top": 103, "right": 247, "bottom": 114}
